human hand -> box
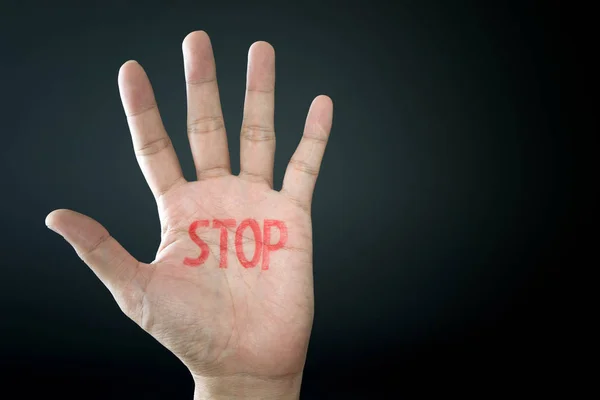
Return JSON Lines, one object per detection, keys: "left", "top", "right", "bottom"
{"left": 45, "top": 31, "right": 333, "bottom": 399}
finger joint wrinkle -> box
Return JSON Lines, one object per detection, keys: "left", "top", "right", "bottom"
{"left": 187, "top": 115, "right": 225, "bottom": 135}
{"left": 126, "top": 103, "right": 158, "bottom": 118}
{"left": 186, "top": 77, "right": 217, "bottom": 87}
{"left": 135, "top": 137, "right": 172, "bottom": 157}
{"left": 82, "top": 233, "right": 112, "bottom": 258}
{"left": 302, "top": 133, "right": 328, "bottom": 144}
{"left": 241, "top": 124, "right": 275, "bottom": 142}
{"left": 289, "top": 158, "right": 319, "bottom": 176}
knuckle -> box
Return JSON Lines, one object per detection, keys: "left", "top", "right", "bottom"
{"left": 187, "top": 115, "right": 225, "bottom": 135}
{"left": 302, "top": 133, "right": 328, "bottom": 144}
{"left": 247, "top": 86, "right": 275, "bottom": 94}
{"left": 134, "top": 137, "right": 172, "bottom": 157}
{"left": 126, "top": 103, "right": 158, "bottom": 118}
{"left": 197, "top": 165, "right": 230, "bottom": 180}
{"left": 238, "top": 170, "right": 272, "bottom": 186}
{"left": 186, "top": 77, "right": 217, "bottom": 87}
{"left": 82, "top": 233, "right": 112, "bottom": 258}
{"left": 241, "top": 124, "right": 275, "bottom": 142}
{"left": 289, "top": 158, "right": 319, "bottom": 177}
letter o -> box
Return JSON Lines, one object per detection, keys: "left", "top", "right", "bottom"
{"left": 235, "top": 219, "right": 263, "bottom": 268}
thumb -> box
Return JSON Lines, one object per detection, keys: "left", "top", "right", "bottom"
{"left": 45, "top": 209, "right": 141, "bottom": 297}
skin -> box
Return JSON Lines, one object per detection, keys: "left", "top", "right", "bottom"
{"left": 45, "top": 31, "right": 333, "bottom": 399}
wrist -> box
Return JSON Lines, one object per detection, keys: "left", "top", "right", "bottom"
{"left": 192, "top": 372, "right": 303, "bottom": 400}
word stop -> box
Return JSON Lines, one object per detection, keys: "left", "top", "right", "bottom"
{"left": 183, "top": 219, "right": 288, "bottom": 270}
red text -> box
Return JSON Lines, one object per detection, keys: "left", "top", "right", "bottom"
{"left": 183, "top": 218, "right": 288, "bottom": 270}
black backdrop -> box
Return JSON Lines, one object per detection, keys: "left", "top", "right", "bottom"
{"left": 0, "top": 0, "right": 567, "bottom": 398}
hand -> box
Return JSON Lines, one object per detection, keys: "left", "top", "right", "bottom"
{"left": 45, "top": 31, "right": 333, "bottom": 399}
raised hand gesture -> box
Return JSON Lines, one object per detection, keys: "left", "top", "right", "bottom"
{"left": 45, "top": 31, "right": 333, "bottom": 399}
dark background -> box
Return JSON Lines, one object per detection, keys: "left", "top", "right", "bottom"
{"left": 0, "top": 0, "right": 567, "bottom": 398}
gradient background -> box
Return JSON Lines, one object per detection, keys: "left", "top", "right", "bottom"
{"left": 0, "top": 0, "right": 567, "bottom": 398}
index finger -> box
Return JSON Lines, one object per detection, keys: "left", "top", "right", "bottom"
{"left": 118, "top": 60, "right": 186, "bottom": 200}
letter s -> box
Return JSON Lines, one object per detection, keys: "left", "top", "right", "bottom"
{"left": 183, "top": 220, "right": 210, "bottom": 266}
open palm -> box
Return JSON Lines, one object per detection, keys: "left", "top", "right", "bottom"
{"left": 46, "top": 31, "right": 333, "bottom": 391}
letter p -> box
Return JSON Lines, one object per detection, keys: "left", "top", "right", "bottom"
{"left": 262, "top": 219, "right": 288, "bottom": 270}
